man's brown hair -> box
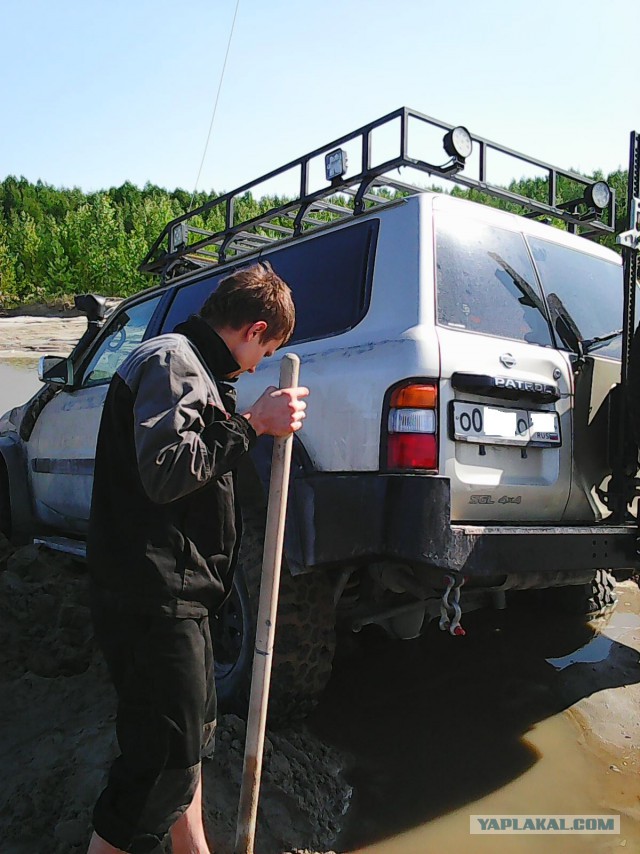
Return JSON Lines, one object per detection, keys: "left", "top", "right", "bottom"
{"left": 199, "top": 261, "right": 295, "bottom": 344}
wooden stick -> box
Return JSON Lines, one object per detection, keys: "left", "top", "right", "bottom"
{"left": 234, "top": 353, "right": 300, "bottom": 854}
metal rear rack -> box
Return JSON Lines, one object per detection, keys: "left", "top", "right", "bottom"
{"left": 140, "top": 106, "right": 616, "bottom": 279}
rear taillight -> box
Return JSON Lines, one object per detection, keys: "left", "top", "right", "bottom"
{"left": 386, "top": 383, "right": 438, "bottom": 471}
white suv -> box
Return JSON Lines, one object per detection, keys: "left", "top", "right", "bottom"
{"left": 0, "top": 108, "right": 635, "bottom": 720}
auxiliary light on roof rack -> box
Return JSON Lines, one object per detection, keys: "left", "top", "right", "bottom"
{"left": 558, "top": 179, "right": 613, "bottom": 221}
{"left": 585, "top": 181, "right": 612, "bottom": 212}
{"left": 140, "top": 106, "right": 616, "bottom": 279}
{"left": 325, "top": 148, "right": 348, "bottom": 182}
{"left": 442, "top": 125, "right": 473, "bottom": 172}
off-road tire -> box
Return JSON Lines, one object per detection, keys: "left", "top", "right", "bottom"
{"left": 543, "top": 569, "right": 618, "bottom": 618}
{"left": 211, "top": 512, "right": 336, "bottom": 725}
{"left": 586, "top": 569, "right": 618, "bottom": 616}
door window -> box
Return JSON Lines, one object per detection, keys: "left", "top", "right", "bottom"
{"left": 528, "top": 237, "right": 624, "bottom": 360}
{"left": 80, "top": 296, "right": 161, "bottom": 387}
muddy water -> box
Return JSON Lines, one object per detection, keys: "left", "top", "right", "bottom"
{"left": 0, "top": 359, "right": 42, "bottom": 415}
{"left": 310, "top": 589, "right": 640, "bottom": 853}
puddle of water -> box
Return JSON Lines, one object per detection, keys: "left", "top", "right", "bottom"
{"left": 547, "top": 612, "right": 640, "bottom": 671}
{"left": 0, "top": 360, "right": 42, "bottom": 416}
{"left": 310, "top": 596, "right": 640, "bottom": 853}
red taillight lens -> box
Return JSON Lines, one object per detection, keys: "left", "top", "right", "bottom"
{"left": 387, "top": 434, "right": 437, "bottom": 470}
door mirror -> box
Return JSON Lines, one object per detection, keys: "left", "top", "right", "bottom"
{"left": 38, "top": 355, "right": 74, "bottom": 387}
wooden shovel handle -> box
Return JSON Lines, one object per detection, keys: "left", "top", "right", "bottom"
{"left": 234, "top": 353, "right": 300, "bottom": 854}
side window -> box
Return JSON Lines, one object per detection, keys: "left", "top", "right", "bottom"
{"left": 81, "top": 296, "right": 161, "bottom": 387}
{"left": 160, "top": 220, "right": 379, "bottom": 343}
{"left": 435, "top": 212, "right": 553, "bottom": 346}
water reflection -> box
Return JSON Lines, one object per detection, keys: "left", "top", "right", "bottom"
{"left": 0, "top": 359, "right": 41, "bottom": 415}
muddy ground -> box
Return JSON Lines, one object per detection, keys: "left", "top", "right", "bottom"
{"left": 1, "top": 536, "right": 638, "bottom": 854}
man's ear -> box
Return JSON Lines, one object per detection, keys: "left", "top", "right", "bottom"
{"left": 247, "top": 320, "right": 268, "bottom": 340}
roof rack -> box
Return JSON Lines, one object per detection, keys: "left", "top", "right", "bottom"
{"left": 140, "top": 106, "right": 616, "bottom": 278}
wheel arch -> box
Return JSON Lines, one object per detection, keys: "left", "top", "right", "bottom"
{"left": 236, "top": 434, "right": 314, "bottom": 576}
{"left": 0, "top": 437, "right": 34, "bottom": 542}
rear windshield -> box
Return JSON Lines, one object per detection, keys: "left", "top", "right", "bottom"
{"left": 527, "top": 237, "right": 623, "bottom": 360}
{"left": 161, "top": 219, "right": 378, "bottom": 343}
{"left": 435, "top": 213, "right": 553, "bottom": 347}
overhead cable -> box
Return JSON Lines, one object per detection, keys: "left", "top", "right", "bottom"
{"left": 190, "top": 0, "right": 241, "bottom": 208}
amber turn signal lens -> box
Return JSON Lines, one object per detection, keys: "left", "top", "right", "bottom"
{"left": 390, "top": 384, "right": 437, "bottom": 408}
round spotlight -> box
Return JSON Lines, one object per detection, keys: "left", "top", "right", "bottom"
{"left": 584, "top": 181, "right": 611, "bottom": 211}
{"left": 443, "top": 126, "right": 473, "bottom": 160}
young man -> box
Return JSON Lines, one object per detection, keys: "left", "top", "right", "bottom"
{"left": 86, "top": 262, "right": 305, "bottom": 854}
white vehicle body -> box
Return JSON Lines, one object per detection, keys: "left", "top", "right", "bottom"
{"left": 234, "top": 193, "right": 621, "bottom": 527}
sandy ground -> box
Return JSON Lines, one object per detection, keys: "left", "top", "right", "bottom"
{"left": 0, "top": 301, "right": 120, "bottom": 358}
{"left": 0, "top": 315, "right": 87, "bottom": 358}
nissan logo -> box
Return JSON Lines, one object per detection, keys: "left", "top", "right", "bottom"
{"left": 499, "top": 353, "right": 516, "bottom": 369}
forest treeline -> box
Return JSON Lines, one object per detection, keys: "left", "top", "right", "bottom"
{"left": 0, "top": 168, "right": 631, "bottom": 308}
{"left": 0, "top": 179, "right": 281, "bottom": 307}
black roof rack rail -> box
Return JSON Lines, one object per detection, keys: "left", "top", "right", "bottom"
{"left": 140, "top": 106, "right": 616, "bottom": 278}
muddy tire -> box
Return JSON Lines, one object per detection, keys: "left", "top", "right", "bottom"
{"left": 211, "top": 512, "right": 336, "bottom": 725}
{"left": 542, "top": 569, "right": 618, "bottom": 618}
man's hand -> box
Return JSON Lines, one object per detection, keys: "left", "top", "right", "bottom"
{"left": 242, "top": 386, "right": 309, "bottom": 437}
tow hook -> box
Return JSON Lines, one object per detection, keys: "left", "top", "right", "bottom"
{"left": 439, "top": 574, "right": 466, "bottom": 636}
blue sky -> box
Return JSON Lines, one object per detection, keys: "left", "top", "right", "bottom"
{"left": 3, "top": 0, "right": 637, "bottom": 197}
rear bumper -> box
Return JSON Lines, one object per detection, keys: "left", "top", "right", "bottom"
{"left": 288, "top": 472, "right": 638, "bottom": 577}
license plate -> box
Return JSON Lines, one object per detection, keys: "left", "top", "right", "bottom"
{"left": 451, "top": 401, "right": 561, "bottom": 447}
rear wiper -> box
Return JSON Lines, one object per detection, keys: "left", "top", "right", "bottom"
{"left": 546, "top": 293, "right": 584, "bottom": 358}
{"left": 582, "top": 329, "right": 622, "bottom": 353}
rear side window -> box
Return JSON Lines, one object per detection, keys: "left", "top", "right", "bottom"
{"left": 528, "top": 238, "right": 623, "bottom": 360}
{"left": 435, "top": 213, "right": 553, "bottom": 347}
{"left": 161, "top": 220, "right": 378, "bottom": 342}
